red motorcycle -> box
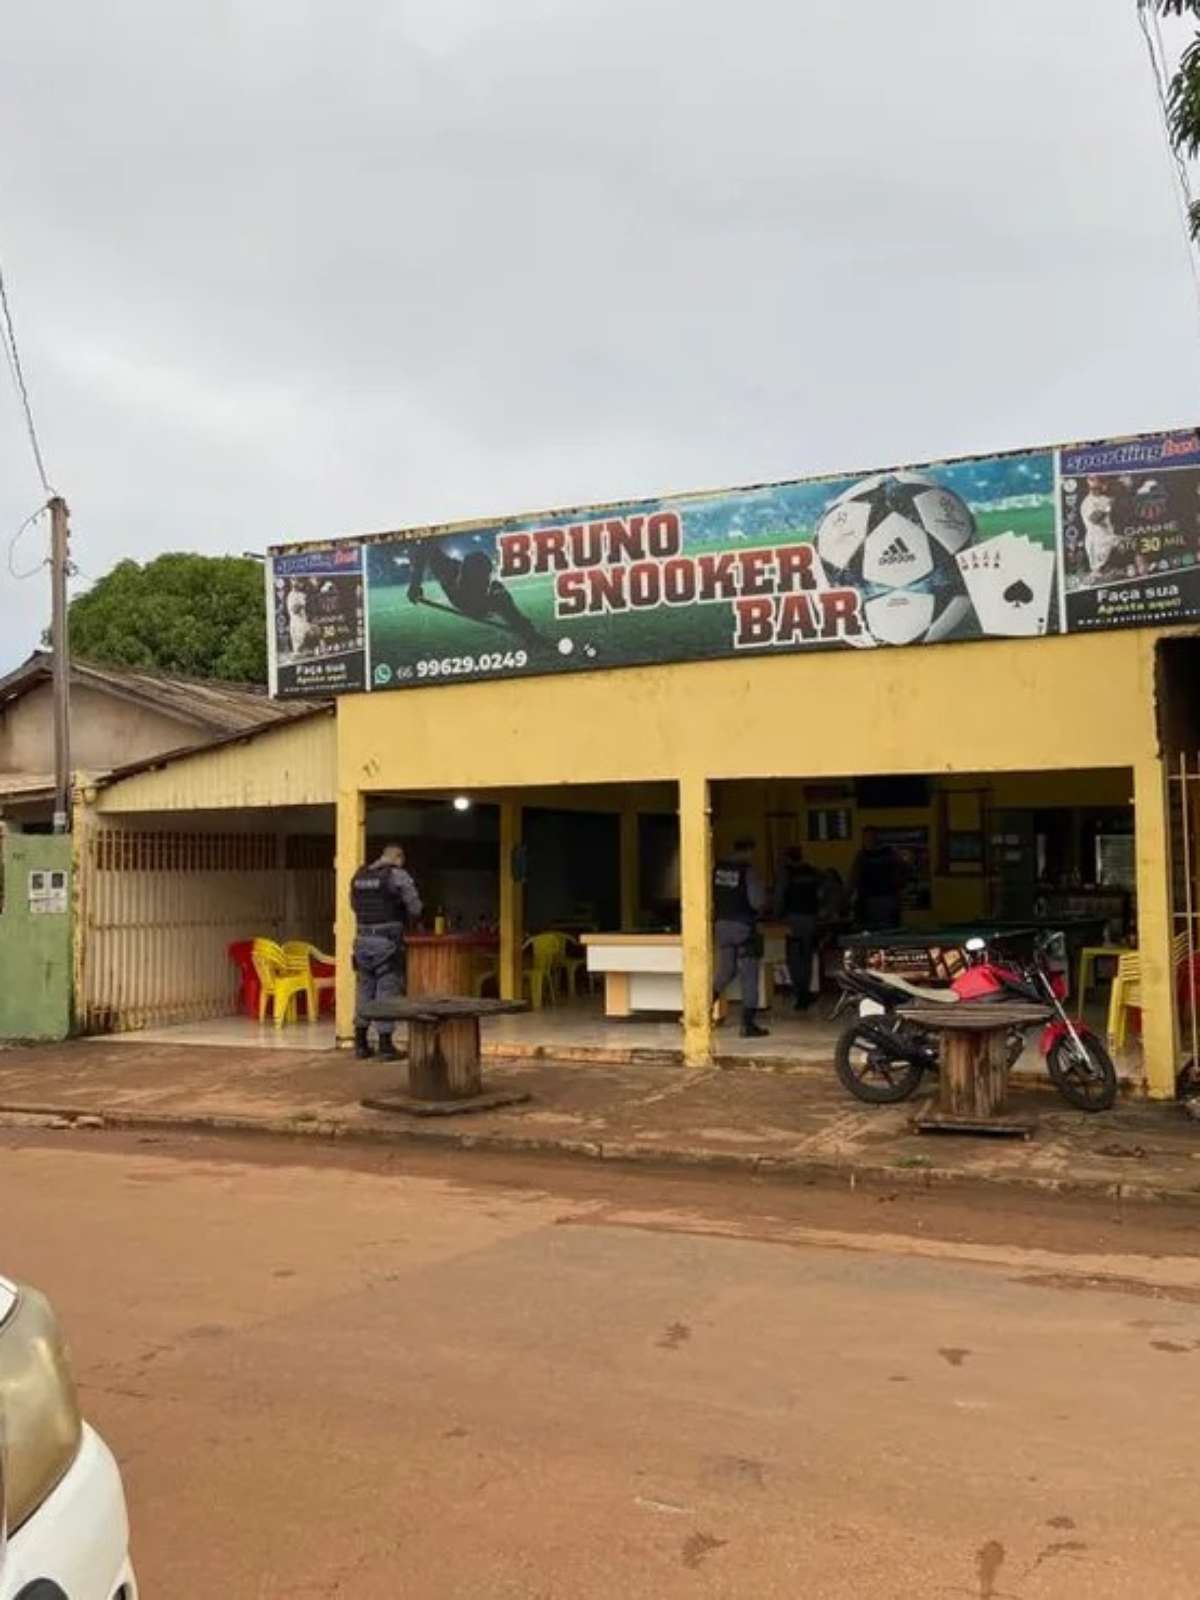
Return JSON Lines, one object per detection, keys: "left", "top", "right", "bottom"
{"left": 833, "top": 931, "right": 1118, "bottom": 1111}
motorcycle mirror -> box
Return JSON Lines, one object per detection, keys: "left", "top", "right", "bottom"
{"left": 964, "top": 937, "right": 987, "bottom": 953}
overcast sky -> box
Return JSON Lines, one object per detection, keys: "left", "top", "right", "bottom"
{"left": 1, "top": 0, "right": 1197, "bottom": 671}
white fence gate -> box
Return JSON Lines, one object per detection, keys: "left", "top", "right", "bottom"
{"left": 79, "top": 827, "right": 334, "bottom": 1033}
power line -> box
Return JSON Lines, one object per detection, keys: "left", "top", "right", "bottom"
{"left": 1137, "top": 0, "right": 1200, "bottom": 321}
{"left": 6, "top": 500, "right": 50, "bottom": 581}
{"left": 0, "top": 256, "right": 53, "bottom": 493}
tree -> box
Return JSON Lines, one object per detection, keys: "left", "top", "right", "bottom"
{"left": 1159, "top": 0, "right": 1200, "bottom": 236}
{"left": 64, "top": 553, "right": 268, "bottom": 683}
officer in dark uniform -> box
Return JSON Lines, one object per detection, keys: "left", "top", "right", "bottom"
{"left": 350, "top": 842, "right": 423, "bottom": 1060}
{"left": 774, "top": 845, "right": 822, "bottom": 1011}
{"left": 712, "top": 837, "right": 769, "bottom": 1038}
{"left": 850, "top": 828, "right": 908, "bottom": 929}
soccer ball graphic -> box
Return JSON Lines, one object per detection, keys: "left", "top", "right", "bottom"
{"left": 814, "top": 472, "right": 976, "bottom": 646}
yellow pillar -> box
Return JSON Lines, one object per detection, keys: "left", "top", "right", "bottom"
{"left": 620, "top": 807, "right": 639, "bottom": 930}
{"left": 335, "top": 785, "right": 365, "bottom": 1045}
{"left": 499, "top": 800, "right": 525, "bottom": 1000}
{"left": 1134, "top": 756, "right": 1180, "bottom": 1099}
{"left": 679, "top": 773, "right": 713, "bottom": 1067}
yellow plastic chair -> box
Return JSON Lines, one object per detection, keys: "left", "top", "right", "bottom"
{"left": 1106, "top": 952, "right": 1141, "bottom": 1051}
{"left": 548, "top": 930, "right": 592, "bottom": 998}
{"left": 522, "top": 933, "right": 563, "bottom": 1010}
{"left": 1098, "top": 933, "right": 1188, "bottom": 1047}
{"left": 1076, "top": 944, "right": 1128, "bottom": 1008}
{"left": 252, "top": 938, "right": 311, "bottom": 1028}
{"left": 282, "top": 941, "right": 336, "bottom": 1017}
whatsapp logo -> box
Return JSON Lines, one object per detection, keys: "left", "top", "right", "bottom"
{"left": 373, "top": 663, "right": 393, "bottom": 686}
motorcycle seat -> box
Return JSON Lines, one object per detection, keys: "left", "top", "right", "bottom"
{"left": 877, "top": 974, "right": 959, "bottom": 1004}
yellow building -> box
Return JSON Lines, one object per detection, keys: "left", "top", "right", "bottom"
{"left": 56, "top": 427, "right": 1200, "bottom": 1099}
{"left": 261, "top": 425, "right": 1200, "bottom": 1100}
{"left": 327, "top": 628, "right": 1198, "bottom": 1097}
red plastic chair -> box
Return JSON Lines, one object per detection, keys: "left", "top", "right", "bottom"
{"left": 312, "top": 950, "right": 336, "bottom": 1016}
{"left": 1117, "top": 952, "right": 1200, "bottom": 1040}
{"left": 1177, "top": 953, "right": 1200, "bottom": 1022}
{"left": 228, "top": 941, "right": 261, "bottom": 1019}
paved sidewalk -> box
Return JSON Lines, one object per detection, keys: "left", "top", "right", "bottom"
{"left": 0, "top": 1038, "right": 1198, "bottom": 1203}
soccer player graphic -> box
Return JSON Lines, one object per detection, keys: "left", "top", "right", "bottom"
{"left": 405, "top": 539, "right": 545, "bottom": 650}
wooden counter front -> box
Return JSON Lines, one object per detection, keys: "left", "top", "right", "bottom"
{"left": 405, "top": 933, "right": 498, "bottom": 998}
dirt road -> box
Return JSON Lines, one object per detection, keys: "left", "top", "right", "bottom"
{"left": 4, "top": 1128, "right": 1199, "bottom": 1597}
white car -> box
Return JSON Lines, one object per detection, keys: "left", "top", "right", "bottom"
{"left": 0, "top": 1276, "right": 137, "bottom": 1600}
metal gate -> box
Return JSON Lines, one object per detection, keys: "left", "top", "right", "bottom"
{"left": 79, "top": 827, "right": 334, "bottom": 1032}
{"left": 1168, "top": 753, "right": 1200, "bottom": 1071}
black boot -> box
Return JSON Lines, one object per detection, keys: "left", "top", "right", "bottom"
{"left": 740, "top": 1012, "right": 770, "bottom": 1039}
{"left": 354, "top": 1027, "right": 372, "bottom": 1060}
{"left": 377, "top": 1033, "right": 400, "bottom": 1063}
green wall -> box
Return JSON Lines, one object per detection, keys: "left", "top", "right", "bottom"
{"left": 0, "top": 834, "right": 72, "bottom": 1041}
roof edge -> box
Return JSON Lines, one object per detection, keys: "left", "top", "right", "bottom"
{"left": 93, "top": 703, "right": 335, "bottom": 791}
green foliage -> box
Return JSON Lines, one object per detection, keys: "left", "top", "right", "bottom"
{"left": 64, "top": 553, "right": 267, "bottom": 683}
{"left": 1168, "top": 37, "right": 1200, "bottom": 157}
{"left": 1159, "top": 2, "right": 1200, "bottom": 236}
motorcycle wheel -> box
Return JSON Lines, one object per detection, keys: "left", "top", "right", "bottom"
{"left": 835, "top": 1018, "right": 926, "bottom": 1104}
{"left": 1047, "top": 1031, "right": 1118, "bottom": 1112}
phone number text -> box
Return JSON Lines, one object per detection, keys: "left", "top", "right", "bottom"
{"left": 415, "top": 650, "right": 529, "bottom": 680}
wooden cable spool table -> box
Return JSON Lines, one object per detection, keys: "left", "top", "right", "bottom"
{"left": 360, "top": 996, "right": 529, "bottom": 1117}
{"left": 904, "top": 1000, "right": 1052, "bottom": 1139}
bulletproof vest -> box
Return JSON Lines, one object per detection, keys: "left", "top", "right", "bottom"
{"left": 713, "top": 859, "right": 754, "bottom": 922}
{"left": 350, "top": 864, "right": 409, "bottom": 927}
{"left": 781, "top": 863, "right": 819, "bottom": 917}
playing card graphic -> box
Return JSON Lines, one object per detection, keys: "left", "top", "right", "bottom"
{"left": 958, "top": 534, "right": 1054, "bottom": 637}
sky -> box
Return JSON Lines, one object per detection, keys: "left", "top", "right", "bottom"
{"left": 1, "top": 0, "right": 1198, "bottom": 671}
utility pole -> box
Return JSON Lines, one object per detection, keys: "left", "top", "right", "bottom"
{"left": 49, "top": 495, "right": 71, "bottom": 833}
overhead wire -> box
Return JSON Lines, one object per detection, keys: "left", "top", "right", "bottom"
{"left": 1137, "top": 0, "right": 1200, "bottom": 322}
{"left": 0, "top": 256, "right": 53, "bottom": 494}
{"left": 7, "top": 501, "right": 50, "bottom": 581}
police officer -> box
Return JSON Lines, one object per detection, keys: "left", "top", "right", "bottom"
{"left": 850, "top": 828, "right": 908, "bottom": 930}
{"left": 774, "top": 844, "right": 822, "bottom": 1011}
{"left": 350, "top": 842, "right": 423, "bottom": 1060}
{"left": 712, "top": 836, "right": 769, "bottom": 1038}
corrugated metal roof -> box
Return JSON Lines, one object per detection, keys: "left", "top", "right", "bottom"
{"left": 0, "top": 651, "right": 326, "bottom": 733}
{"left": 0, "top": 773, "right": 55, "bottom": 797}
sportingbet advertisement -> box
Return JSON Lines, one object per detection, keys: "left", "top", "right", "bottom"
{"left": 1060, "top": 430, "right": 1200, "bottom": 632}
{"left": 266, "top": 426, "right": 1200, "bottom": 698}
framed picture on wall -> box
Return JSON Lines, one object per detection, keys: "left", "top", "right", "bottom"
{"left": 945, "top": 831, "right": 986, "bottom": 874}
{"left": 808, "top": 807, "right": 852, "bottom": 842}
{"left": 939, "top": 790, "right": 990, "bottom": 876}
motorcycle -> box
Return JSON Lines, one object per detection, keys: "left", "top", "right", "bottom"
{"left": 833, "top": 931, "right": 1118, "bottom": 1112}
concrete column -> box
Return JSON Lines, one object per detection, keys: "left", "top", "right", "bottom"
{"left": 499, "top": 800, "right": 525, "bottom": 1000}
{"left": 620, "top": 807, "right": 639, "bottom": 930}
{"left": 1134, "top": 756, "right": 1180, "bottom": 1099}
{"left": 334, "top": 786, "right": 365, "bottom": 1044}
{"left": 679, "top": 773, "right": 713, "bottom": 1068}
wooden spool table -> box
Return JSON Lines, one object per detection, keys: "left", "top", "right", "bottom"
{"left": 904, "top": 1000, "right": 1052, "bottom": 1139}
{"left": 360, "top": 996, "right": 529, "bottom": 1117}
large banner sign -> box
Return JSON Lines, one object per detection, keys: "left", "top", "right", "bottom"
{"left": 266, "top": 426, "right": 1200, "bottom": 697}
{"left": 270, "top": 545, "right": 365, "bottom": 695}
{"left": 1060, "top": 431, "right": 1200, "bottom": 632}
